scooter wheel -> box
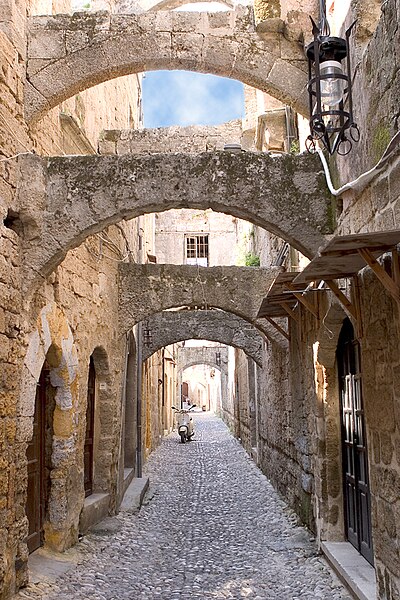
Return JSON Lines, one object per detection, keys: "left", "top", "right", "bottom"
{"left": 180, "top": 433, "right": 186, "bottom": 444}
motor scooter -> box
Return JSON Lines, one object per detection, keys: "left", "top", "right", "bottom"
{"left": 172, "top": 405, "right": 195, "bottom": 443}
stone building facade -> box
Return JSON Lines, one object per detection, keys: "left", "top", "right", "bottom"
{"left": 1, "top": 0, "right": 400, "bottom": 599}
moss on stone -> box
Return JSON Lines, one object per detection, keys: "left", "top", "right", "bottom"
{"left": 372, "top": 122, "right": 391, "bottom": 162}
{"left": 254, "top": 0, "right": 280, "bottom": 23}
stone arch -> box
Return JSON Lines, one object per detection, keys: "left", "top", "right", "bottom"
{"left": 142, "top": 309, "right": 264, "bottom": 366}
{"left": 177, "top": 345, "right": 228, "bottom": 411}
{"left": 19, "top": 303, "right": 79, "bottom": 552}
{"left": 123, "top": 331, "right": 138, "bottom": 472}
{"left": 88, "top": 345, "right": 115, "bottom": 494}
{"left": 25, "top": 9, "right": 308, "bottom": 123}
{"left": 18, "top": 152, "right": 332, "bottom": 294}
{"left": 119, "top": 263, "right": 278, "bottom": 334}
{"left": 148, "top": 0, "right": 234, "bottom": 11}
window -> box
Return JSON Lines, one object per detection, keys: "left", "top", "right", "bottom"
{"left": 185, "top": 235, "right": 209, "bottom": 266}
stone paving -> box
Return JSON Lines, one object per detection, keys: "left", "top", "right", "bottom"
{"left": 18, "top": 414, "right": 352, "bottom": 600}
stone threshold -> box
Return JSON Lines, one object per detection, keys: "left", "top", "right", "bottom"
{"left": 321, "top": 541, "right": 377, "bottom": 600}
{"left": 27, "top": 546, "right": 79, "bottom": 585}
{"left": 79, "top": 492, "right": 110, "bottom": 534}
{"left": 26, "top": 477, "right": 150, "bottom": 588}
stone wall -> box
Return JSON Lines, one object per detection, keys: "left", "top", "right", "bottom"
{"left": 99, "top": 121, "right": 242, "bottom": 155}
{"left": 0, "top": 0, "right": 145, "bottom": 595}
{"left": 155, "top": 209, "right": 242, "bottom": 267}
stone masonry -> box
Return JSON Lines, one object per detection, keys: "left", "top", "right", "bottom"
{"left": 142, "top": 309, "right": 264, "bottom": 366}
{"left": 99, "top": 121, "right": 244, "bottom": 155}
{"left": 118, "top": 263, "right": 277, "bottom": 332}
{"left": 25, "top": 8, "right": 309, "bottom": 123}
{"left": 17, "top": 151, "right": 333, "bottom": 294}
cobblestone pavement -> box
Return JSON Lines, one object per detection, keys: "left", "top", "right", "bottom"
{"left": 18, "top": 414, "right": 352, "bottom": 600}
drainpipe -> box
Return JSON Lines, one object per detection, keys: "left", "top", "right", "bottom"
{"left": 136, "top": 321, "right": 143, "bottom": 478}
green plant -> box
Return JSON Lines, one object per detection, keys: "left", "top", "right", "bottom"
{"left": 372, "top": 122, "right": 391, "bottom": 162}
{"left": 244, "top": 252, "right": 260, "bottom": 267}
{"left": 290, "top": 139, "right": 300, "bottom": 155}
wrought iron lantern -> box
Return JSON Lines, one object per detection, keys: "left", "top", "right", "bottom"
{"left": 215, "top": 351, "right": 221, "bottom": 367}
{"left": 305, "top": 1, "right": 359, "bottom": 155}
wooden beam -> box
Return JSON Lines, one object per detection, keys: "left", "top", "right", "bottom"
{"left": 352, "top": 275, "right": 364, "bottom": 339}
{"left": 358, "top": 247, "right": 400, "bottom": 305}
{"left": 280, "top": 301, "right": 300, "bottom": 323}
{"left": 284, "top": 283, "right": 319, "bottom": 319}
{"left": 265, "top": 316, "right": 290, "bottom": 340}
{"left": 325, "top": 279, "right": 357, "bottom": 320}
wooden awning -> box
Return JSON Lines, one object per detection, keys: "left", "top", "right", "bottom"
{"left": 292, "top": 230, "right": 400, "bottom": 314}
{"left": 257, "top": 272, "right": 319, "bottom": 337}
{"left": 257, "top": 272, "right": 303, "bottom": 318}
{"left": 294, "top": 230, "right": 400, "bottom": 284}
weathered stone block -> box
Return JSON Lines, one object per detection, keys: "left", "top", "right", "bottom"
{"left": 28, "top": 29, "right": 66, "bottom": 61}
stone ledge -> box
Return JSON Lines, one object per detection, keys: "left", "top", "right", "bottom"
{"left": 321, "top": 541, "right": 377, "bottom": 600}
{"left": 120, "top": 477, "right": 149, "bottom": 513}
{"left": 79, "top": 492, "right": 110, "bottom": 534}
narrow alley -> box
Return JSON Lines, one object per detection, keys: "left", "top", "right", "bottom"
{"left": 18, "top": 414, "right": 351, "bottom": 600}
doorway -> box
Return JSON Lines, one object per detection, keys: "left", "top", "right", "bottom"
{"left": 337, "top": 319, "right": 374, "bottom": 565}
{"left": 26, "top": 365, "right": 52, "bottom": 553}
{"left": 84, "top": 356, "right": 96, "bottom": 497}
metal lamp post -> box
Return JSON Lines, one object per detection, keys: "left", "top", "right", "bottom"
{"left": 305, "top": 0, "right": 359, "bottom": 155}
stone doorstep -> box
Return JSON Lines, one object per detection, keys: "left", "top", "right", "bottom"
{"left": 79, "top": 492, "right": 110, "bottom": 534}
{"left": 321, "top": 541, "right": 377, "bottom": 600}
{"left": 25, "top": 478, "right": 150, "bottom": 589}
{"left": 119, "top": 476, "right": 149, "bottom": 513}
{"left": 27, "top": 546, "right": 79, "bottom": 585}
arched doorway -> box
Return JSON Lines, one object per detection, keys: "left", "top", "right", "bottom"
{"left": 124, "top": 332, "right": 138, "bottom": 471}
{"left": 337, "top": 319, "right": 373, "bottom": 565}
{"left": 25, "top": 362, "right": 54, "bottom": 553}
{"left": 84, "top": 356, "right": 96, "bottom": 497}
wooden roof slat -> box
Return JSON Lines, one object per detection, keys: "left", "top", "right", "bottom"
{"left": 293, "top": 230, "right": 400, "bottom": 285}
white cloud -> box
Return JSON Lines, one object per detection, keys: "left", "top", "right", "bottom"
{"left": 143, "top": 71, "right": 244, "bottom": 128}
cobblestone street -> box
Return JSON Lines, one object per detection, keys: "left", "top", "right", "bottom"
{"left": 19, "top": 414, "right": 352, "bottom": 600}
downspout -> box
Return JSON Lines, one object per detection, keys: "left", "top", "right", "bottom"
{"left": 317, "top": 131, "right": 400, "bottom": 196}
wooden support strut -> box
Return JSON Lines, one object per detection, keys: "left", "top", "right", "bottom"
{"left": 325, "top": 279, "right": 358, "bottom": 320}
{"left": 265, "top": 316, "right": 290, "bottom": 340}
{"left": 284, "top": 283, "right": 319, "bottom": 319}
{"left": 392, "top": 247, "right": 400, "bottom": 287}
{"left": 358, "top": 247, "right": 400, "bottom": 306}
{"left": 279, "top": 301, "right": 300, "bottom": 323}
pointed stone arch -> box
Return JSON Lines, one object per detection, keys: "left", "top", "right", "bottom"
{"left": 87, "top": 345, "right": 116, "bottom": 494}
{"left": 142, "top": 309, "right": 264, "bottom": 365}
{"left": 19, "top": 303, "right": 79, "bottom": 552}
{"left": 17, "top": 151, "right": 332, "bottom": 294}
{"left": 25, "top": 8, "right": 308, "bottom": 123}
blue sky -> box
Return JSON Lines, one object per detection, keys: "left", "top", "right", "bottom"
{"left": 142, "top": 71, "right": 244, "bottom": 128}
